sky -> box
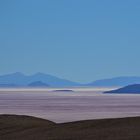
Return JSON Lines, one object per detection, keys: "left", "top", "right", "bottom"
{"left": 0, "top": 0, "right": 140, "bottom": 83}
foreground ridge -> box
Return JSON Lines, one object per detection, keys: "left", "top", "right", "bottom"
{"left": 0, "top": 114, "right": 140, "bottom": 140}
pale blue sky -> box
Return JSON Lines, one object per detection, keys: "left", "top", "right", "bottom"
{"left": 0, "top": 0, "right": 140, "bottom": 83}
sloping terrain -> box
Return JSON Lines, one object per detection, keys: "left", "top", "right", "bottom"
{"left": 0, "top": 115, "right": 140, "bottom": 140}
{"left": 104, "top": 84, "right": 140, "bottom": 93}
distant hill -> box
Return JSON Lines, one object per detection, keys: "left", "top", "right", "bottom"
{"left": 28, "top": 81, "right": 49, "bottom": 87}
{"left": 104, "top": 84, "right": 140, "bottom": 94}
{"left": 0, "top": 72, "right": 80, "bottom": 87}
{"left": 87, "top": 76, "right": 140, "bottom": 87}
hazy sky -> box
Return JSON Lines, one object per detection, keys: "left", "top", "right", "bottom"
{"left": 0, "top": 0, "right": 140, "bottom": 83}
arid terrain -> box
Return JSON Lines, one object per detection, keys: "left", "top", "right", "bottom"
{"left": 0, "top": 114, "right": 140, "bottom": 140}
{"left": 0, "top": 88, "right": 140, "bottom": 139}
{"left": 0, "top": 87, "right": 140, "bottom": 123}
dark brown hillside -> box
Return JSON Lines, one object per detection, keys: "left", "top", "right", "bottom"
{"left": 0, "top": 115, "right": 140, "bottom": 140}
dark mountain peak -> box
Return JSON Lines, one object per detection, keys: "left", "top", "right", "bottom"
{"left": 28, "top": 81, "right": 49, "bottom": 87}
{"left": 104, "top": 84, "right": 140, "bottom": 94}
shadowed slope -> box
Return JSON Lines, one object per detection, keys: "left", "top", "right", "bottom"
{"left": 1, "top": 115, "right": 140, "bottom": 140}
{"left": 104, "top": 84, "right": 140, "bottom": 93}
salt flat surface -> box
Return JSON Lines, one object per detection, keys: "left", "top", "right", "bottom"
{"left": 0, "top": 87, "right": 140, "bottom": 123}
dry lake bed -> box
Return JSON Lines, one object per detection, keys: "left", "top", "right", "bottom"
{"left": 0, "top": 87, "right": 140, "bottom": 123}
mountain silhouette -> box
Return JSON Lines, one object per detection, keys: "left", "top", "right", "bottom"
{"left": 87, "top": 76, "right": 140, "bottom": 87}
{"left": 1, "top": 73, "right": 140, "bottom": 87}
{"left": 0, "top": 72, "right": 80, "bottom": 87}
{"left": 104, "top": 84, "right": 140, "bottom": 93}
{"left": 28, "top": 81, "right": 49, "bottom": 87}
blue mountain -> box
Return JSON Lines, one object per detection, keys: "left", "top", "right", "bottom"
{"left": 87, "top": 76, "right": 140, "bottom": 87}
{"left": 104, "top": 84, "right": 140, "bottom": 94}
{"left": 0, "top": 72, "right": 80, "bottom": 87}
{"left": 1, "top": 73, "right": 140, "bottom": 87}
{"left": 28, "top": 81, "right": 49, "bottom": 87}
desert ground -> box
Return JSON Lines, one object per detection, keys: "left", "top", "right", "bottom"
{"left": 0, "top": 87, "right": 140, "bottom": 123}
{"left": 0, "top": 114, "right": 140, "bottom": 140}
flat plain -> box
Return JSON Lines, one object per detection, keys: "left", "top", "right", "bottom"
{"left": 0, "top": 87, "right": 140, "bottom": 123}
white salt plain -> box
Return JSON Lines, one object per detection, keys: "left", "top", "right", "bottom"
{"left": 0, "top": 87, "right": 140, "bottom": 123}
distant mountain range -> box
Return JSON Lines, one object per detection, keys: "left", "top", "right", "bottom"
{"left": 28, "top": 81, "right": 49, "bottom": 87}
{"left": 0, "top": 72, "right": 80, "bottom": 87}
{"left": 87, "top": 76, "right": 140, "bottom": 87}
{"left": 104, "top": 84, "right": 140, "bottom": 94}
{"left": 0, "top": 73, "right": 140, "bottom": 87}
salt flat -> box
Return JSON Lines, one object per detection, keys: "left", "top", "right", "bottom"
{"left": 0, "top": 87, "right": 140, "bottom": 123}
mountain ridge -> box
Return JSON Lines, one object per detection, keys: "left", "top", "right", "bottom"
{"left": 28, "top": 81, "right": 49, "bottom": 87}
{"left": 87, "top": 76, "right": 140, "bottom": 87}
{"left": 1, "top": 73, "right": 140, "bottom": 87}
{"left": 104, "top": 84, "right": 140, "bottom": 94}
{"left": 0, "top": 72, "right": 80, "bottom": 87}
